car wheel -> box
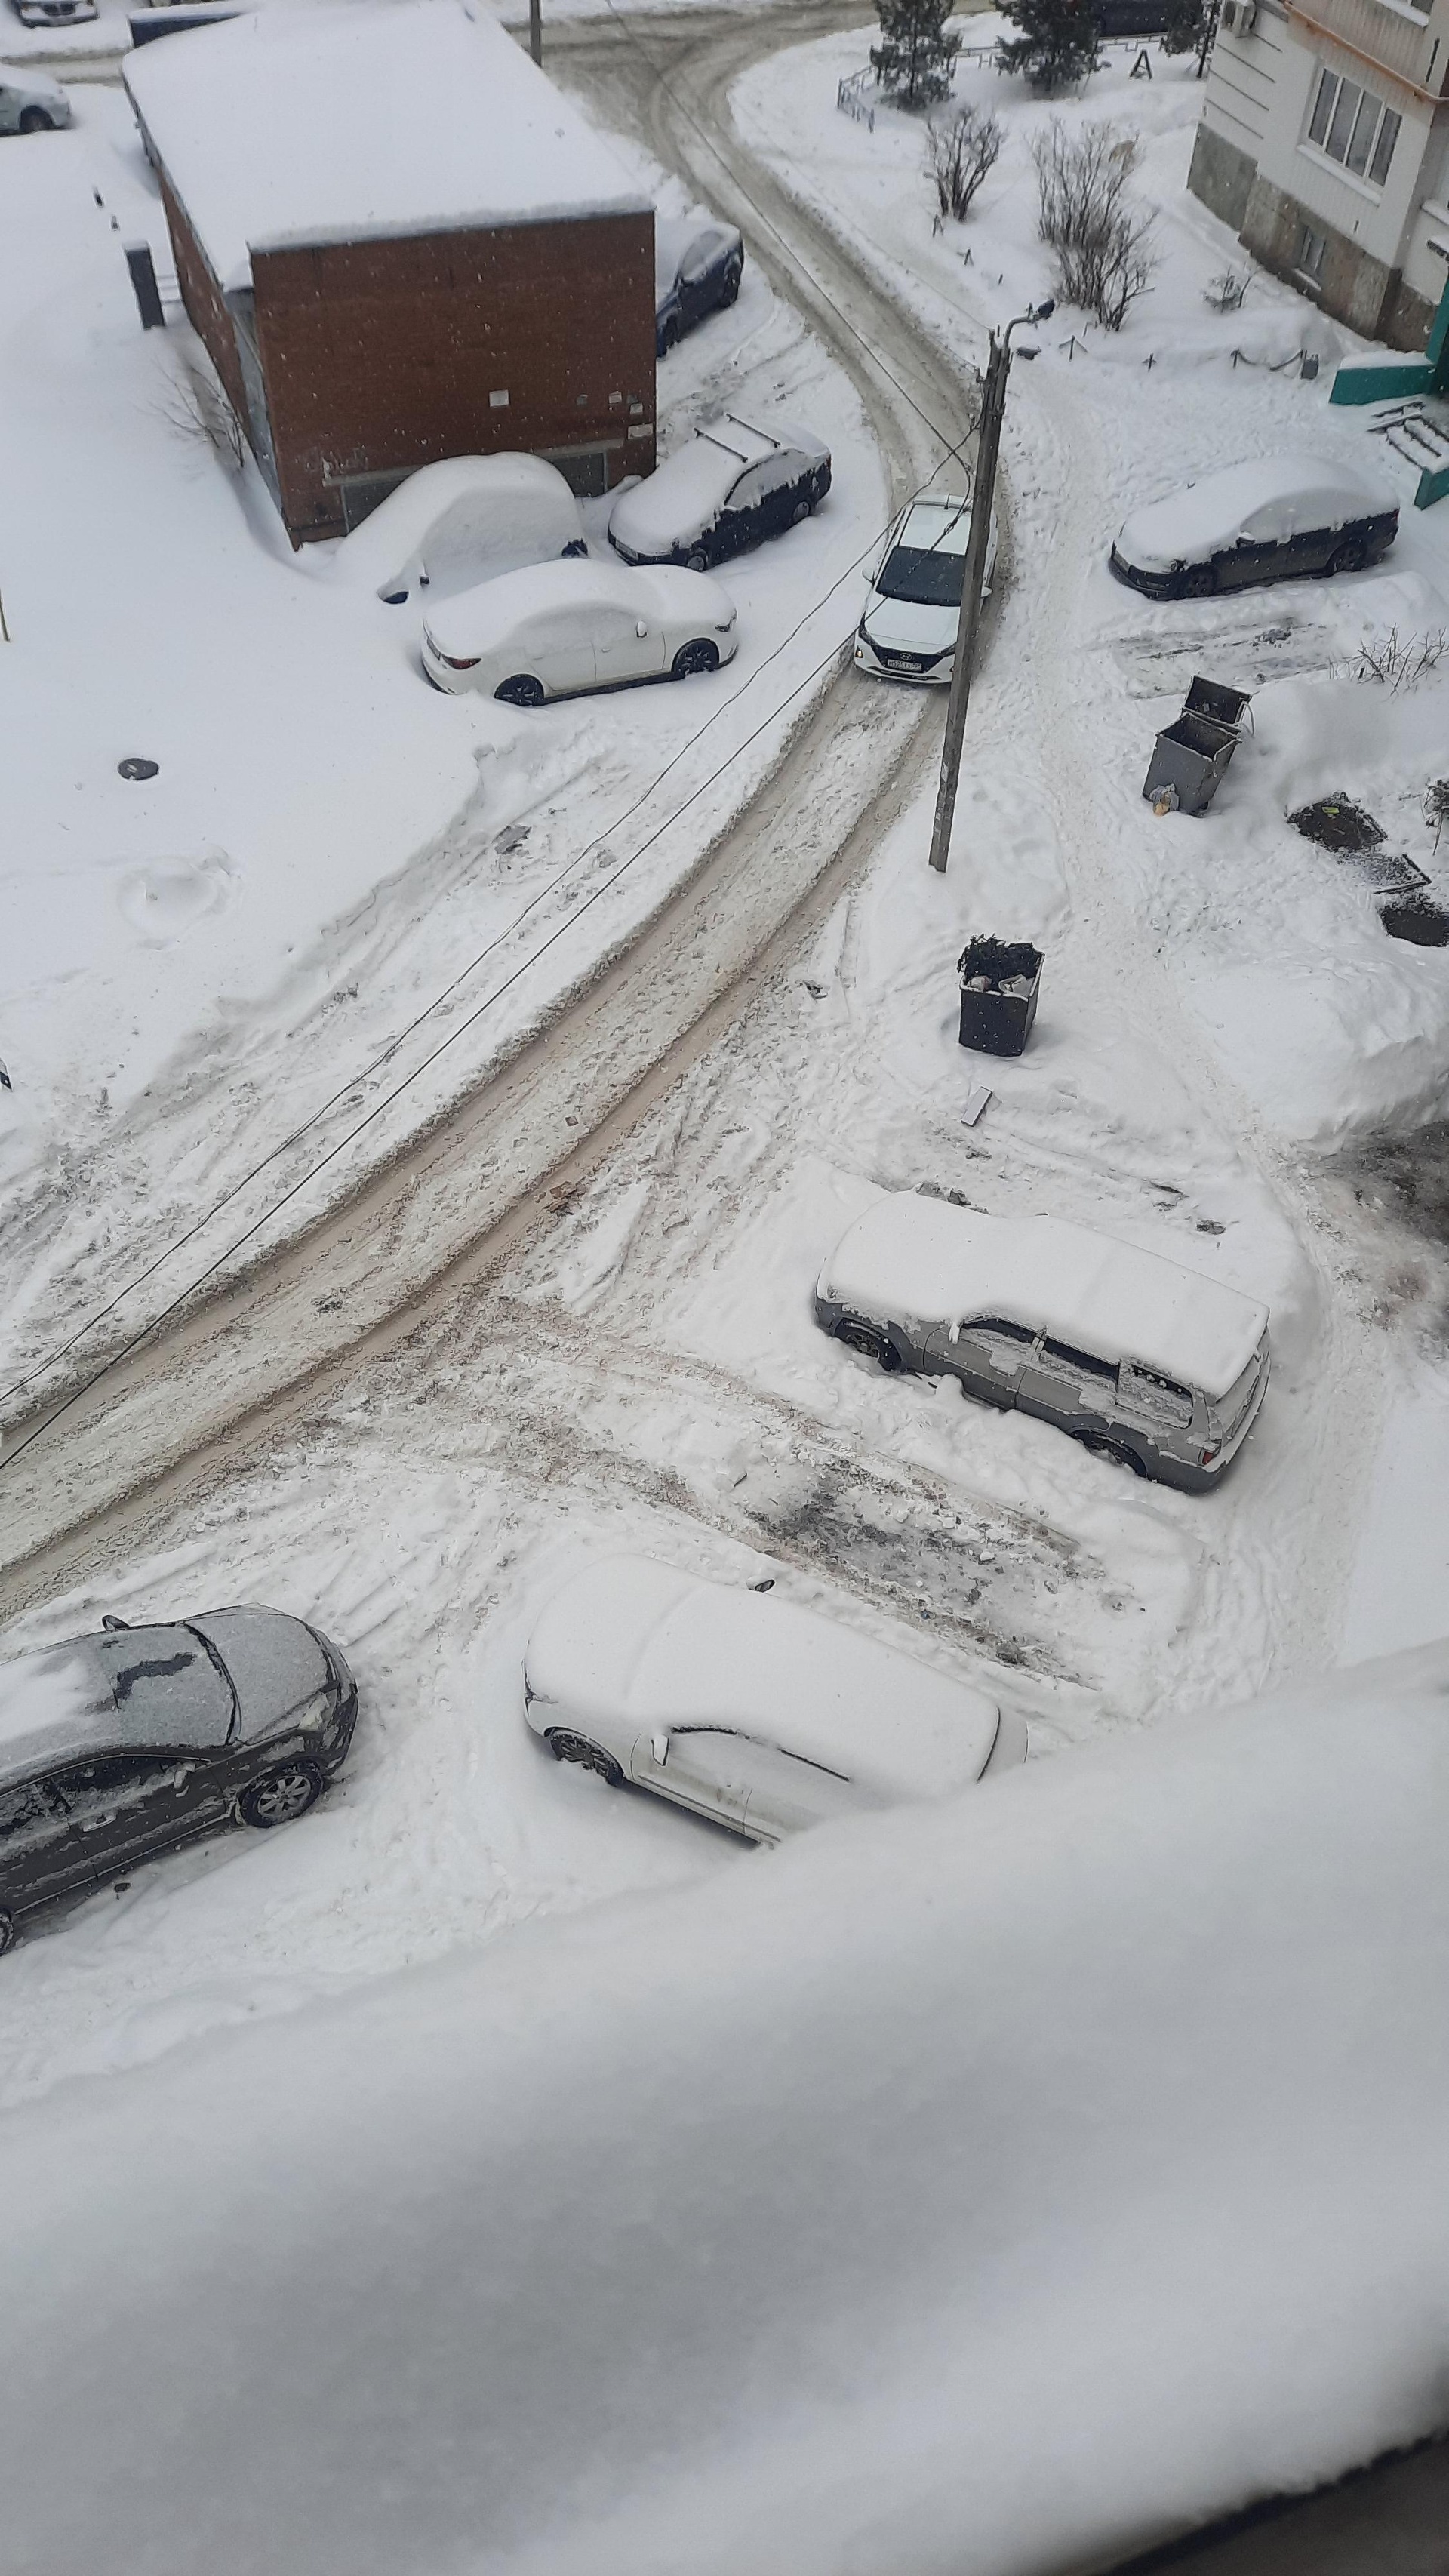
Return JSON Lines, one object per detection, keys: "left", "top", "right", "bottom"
{"left": 719, "top": 261, "right": 743, "bottom": 307}
{"left": 685, "top": 549, "right": 708, "bottom": 573}
{"left": 1078, "top": 1431, "right": 1148, "bottom": 1477}
{"left": 1180, "top": 564, "right": 1215, "bottom": 599}
{"left": 672, "top": 639, "right": 720, "bottom": 679}
{"left": 790, "top": 499, "right": 811, "bottom": 527}
{"left": 658, "top": 320, "right": 678, "bottom": 356}
{"left": 835, "top": 1318, "right": 902, "bottom": 1372}
{"left": 0, "top": 1910, "right": 14, "bottom": 1959}
{"left": 1327, "top": 537, "right": 1368, "bottom": 576}
{"left": 19, "top": 108, "right": 53, "bottom": 133}
{"left": 546, "top": 1731, "right": 624, "bottom": 1787}
{"left": 238, "top": 1761, "right": 325, "bottom": 1830}
{"left": 495, "top": 674, "right": 546, "bottom": 708}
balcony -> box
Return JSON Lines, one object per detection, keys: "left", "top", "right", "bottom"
{"left": 1285, "top": 0, "right": 1438, "bottom": 93}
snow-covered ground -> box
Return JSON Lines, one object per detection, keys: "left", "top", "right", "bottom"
{"left": 6, "top": 9, "right": 1449, "bottom": 2564}
{"left": 0, "top": 70, "right": 886, "bottom": 1413}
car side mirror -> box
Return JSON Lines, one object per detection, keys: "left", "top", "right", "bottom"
{"left": 101, "top": 1614, "right": 131, "bottom": 1631}
{"left": 651, "top": 1732, "right": 669, "bottom": 1765}
{"left": 948, "top": 1321, "right": 962, "bottom": 1345}
{"left": 635, "top": 619, "right": 649, "bottom": 638}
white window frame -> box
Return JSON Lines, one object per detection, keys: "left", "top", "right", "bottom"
{"left": 1302, "top": 65, "right": 1401, "bottom": 190}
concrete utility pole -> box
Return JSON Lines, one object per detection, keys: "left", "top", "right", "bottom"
{"left": 928, "top": 303, "right": 1052, "bottom": 876}
{"left": 529, "top": 0, "right": 541, "bottom": 63}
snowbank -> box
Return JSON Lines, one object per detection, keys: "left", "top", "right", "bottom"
{"left": 123, "top": 0, "right": 650, "bottom": 291}
{"left": 2, "top": 1643, "right": 1447, "bottom": 2574}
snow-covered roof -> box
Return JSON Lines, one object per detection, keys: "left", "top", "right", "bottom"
{"left": 525, "top": 1554, "right": 1001, "bottom": 1796}
{"left": 0, "top": 1626, "right": 232, "bottom": 1790}
{"left": 123, "top": 0, "right": 651, "bottom": 297}
{"left": 1115, "top": 453, "right": 1396, "bottom": 574}
{"left": 818, "top": 1193, "right": 1268, "bottom": 1399}
{"left": 654, "top": 214, "right": 740, "bottom": 300}
{"left": 423, "top": 555, "right": 648, "bottom": 653}
{"left": 896, "top": 494, "right": 974, "bottom": 555}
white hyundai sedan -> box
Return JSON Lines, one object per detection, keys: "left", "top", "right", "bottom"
{"left": 854, "top": 490, "right": 998, "bottom": 685}
{"left": 421, "top": 558, "right": 737, "bottom": 703}
{"left": 524, "top": 1553, "right": 1026, "bottom": 1842}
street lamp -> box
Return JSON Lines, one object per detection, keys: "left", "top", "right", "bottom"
{"left": 927, "top": 300, "right": 1054, "bottom": 876}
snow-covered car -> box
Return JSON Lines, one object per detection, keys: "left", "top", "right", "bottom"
{"left": 816, "top": 1193, "right": 1270, "bottom": 1492}
{"left": 854, "top": 491, "right": 998, "bottom": 685}
{"left": 1109, "top": 454, "right": 1398, "bottom": 600}
{"left": 330, "top": 453, "right": 586, "bottom": 605}
{"left": 0, "top": 1606, "right": 358, "bottom": 1952}
{"left": 0, "top": 63, "right": 73, "bottom": 129}
{"left": 420, "top": 557, "right": 738, "bottom": 703}
{"left": 608, "top": 415, "right": 831, "bottom": 571}
{"left": 525, "top": 1552, "right": 1025, "bottom": 1840}
{"left": 7, "top": 0, "right": 94, "bottom": 27}
{"left": 655, "top": 213, "right": 744, "bottom": 355}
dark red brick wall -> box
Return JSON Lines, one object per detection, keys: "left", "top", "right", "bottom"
{"left": 249, "top": 213, "right": 657, "bottom": 541}
{"left": 158, "top": 172, "right": 251, "bottom": 428}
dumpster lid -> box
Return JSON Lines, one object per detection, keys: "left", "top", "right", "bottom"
{"left": 1183, "top": 675, "right": 1251, "bottom": 729}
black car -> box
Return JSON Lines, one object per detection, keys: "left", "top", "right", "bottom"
{"left": 1110, "top": 454, "right": 1398, "bottom": 600}
{"left": 608, "top": 415, "right": 831, "bottom": 571}
{"left": 655, "top": 215, "right": 744, "bottom": 357}
{"left": 0, "top": 1605, "right": 357, "bottom": 1950}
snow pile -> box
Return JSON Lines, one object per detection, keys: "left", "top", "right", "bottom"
{"left": 123, "top": 0, "right": 651, "bottom": 291}
{"left": 327, "top": 452, "right": 584, "bottom": 602}
{"left": 2, "top": 1644, "right": 1447, "bottom": 2574}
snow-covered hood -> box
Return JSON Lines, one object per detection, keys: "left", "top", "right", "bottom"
{"left": 1115, "top": 454, "right": 1396, "bottom": 574}
{"left": 190, "top": 1608, "right": 332, "bottom": 1742}
{"left": 0, "top": 62, "right": 67, "bottom": 106}
{"left": 860, "top": 596, "right": 957, "bottom": 657}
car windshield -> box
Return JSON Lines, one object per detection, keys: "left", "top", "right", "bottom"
{"left": 876, "top": 542, "right": 967, "bottom": 608}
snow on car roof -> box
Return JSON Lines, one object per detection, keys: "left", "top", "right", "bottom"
{"left": 1115, "top": 453, "right": 1395, "bottom": 573}
{"left": 819, "top": 1193, "right": 1268, "bottom": 1400}
{"left": 609, "top": 420, "right": 781, "bottom": 552}
{"left": 423, "top": 555, "right": 649, "bottom": 652}
{"left": 525, "top": 1554, "right": 1001, "bottom": 1797}
{"left": 0, "top": 1627, "right": 232, "bottom": 1791}
{"left": 123, "top": 0, "right": 651, "bottom": 295}
{"left": 330, "top": 454, "right": 580, "bottom": 592}
{"left": 654, "top": 214, "right": 739, "bottom": 298}
{"left": 896, "top": 494, "right": 975, "bottom": 556}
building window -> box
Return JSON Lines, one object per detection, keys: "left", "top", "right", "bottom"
{"left": 1296, "top": 223, "right": 1327, "bottom": 281}
{"left": 1305, "top": 67, "right": 1401, "bottom": 186}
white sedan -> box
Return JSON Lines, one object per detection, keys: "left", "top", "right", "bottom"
{"left": 0, "top": 65, "right": 72, "bottom": 133}
{"left": 524, "top": 1552, "right": 1026, "bottom": 1842}
{"left": 854, "top": 491, "right": 998, "bottom": 685}
{"left": 421, "top": 559, "right": 737, "bottom": 703}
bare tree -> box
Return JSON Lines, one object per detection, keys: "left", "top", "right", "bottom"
{"left": 154, "top": 352, "right": 246, "bottom": 472}
{"left": 924, "top": 104, "right": 1003, "bottom": 222}
{"left": 1031, "top": 118, "right": 1158, "bottom": 331}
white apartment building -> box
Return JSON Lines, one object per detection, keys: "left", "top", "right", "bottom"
{"left": 1189, "top": 0, "right": 1449, "bottom": 349}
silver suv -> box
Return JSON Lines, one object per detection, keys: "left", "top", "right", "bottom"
{"left": 815, "top": 1192, "right": 1269, "bottom": 1492}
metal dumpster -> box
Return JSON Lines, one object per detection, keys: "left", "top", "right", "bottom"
{"left": 958, "top": 937, "right": 1043, "bottom": 1058}
{"left": 1143, "top": 676, "right": 1251, "bottom": 817}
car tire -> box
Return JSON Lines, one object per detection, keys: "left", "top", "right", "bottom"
{"left": 1078, "top": 1431, "right": 1147, "bottom": 1477}
{"left": 0, "top": 1910, "right": 14, "bottom": 1959}
{"left": 658, "top": 320, "right": 679, "bottom": 356}
{"left": 237, "top": 1761, "right": 325, "bottom": 1830}
{"left": 1180, "top": 565, "right": 1215, "bottom": 599}
{"left": 719, "top": 261, "right": 743, "bottom": 307}
{"left": 546, "top": 1731, "right": 624, "bottom": 1787}
{"left": 790, "top": 499, "right": 811, "bottom": 526}
{"left": 495, "top": 674, "right": 546, "bottom": 708}
{"left": 19, "top": 109, "right": 53, "bottom": 133}
{"left": 672, "top": 639, "right": 719, "bottom": 679}
{"left": 685, "top": 549, "right": 708, "bottom": 573}
{"left": 834, "top": 1318, "right": 902, "bottom": 1372}
{"left": 1327, "top": 537, "right": 1368, "bottom": 576}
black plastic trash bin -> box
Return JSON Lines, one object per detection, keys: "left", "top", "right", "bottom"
{"left": 958, "top": 937, "right": 1043, "bottom": 1057}
{"left": 1143, "top": 676, "right": 1251, "bottom": 817}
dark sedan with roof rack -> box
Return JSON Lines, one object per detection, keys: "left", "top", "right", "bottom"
{"left": 608, "top": 414, "right": 830, "bottom": 573}
{"left": 0, "top": 1605, "right": 356, "bottom": 1951}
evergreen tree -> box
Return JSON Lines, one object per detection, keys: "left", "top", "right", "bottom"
{"left": 995, "top": 0, "right": 1103, "bottom": 94}
{"left": 870, "top": 0, "right": 960, "bottom": 111}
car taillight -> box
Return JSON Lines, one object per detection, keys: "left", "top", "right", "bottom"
{"left": 1199, "top": 1442, "right": 1222, "bottom": 1467}
{"left": 425, "top": 635, "right": 480, "bottom": 670}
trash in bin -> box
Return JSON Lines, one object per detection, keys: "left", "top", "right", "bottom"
{"left": 957, "top": 937, "right": 1043, "bottom": 1058}
{"left": 1143, "top": 675, "right": 1251, "bottom": 818}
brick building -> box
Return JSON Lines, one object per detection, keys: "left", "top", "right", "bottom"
{"left": 125, "top": 0, "right": 657, "bottom": 541}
